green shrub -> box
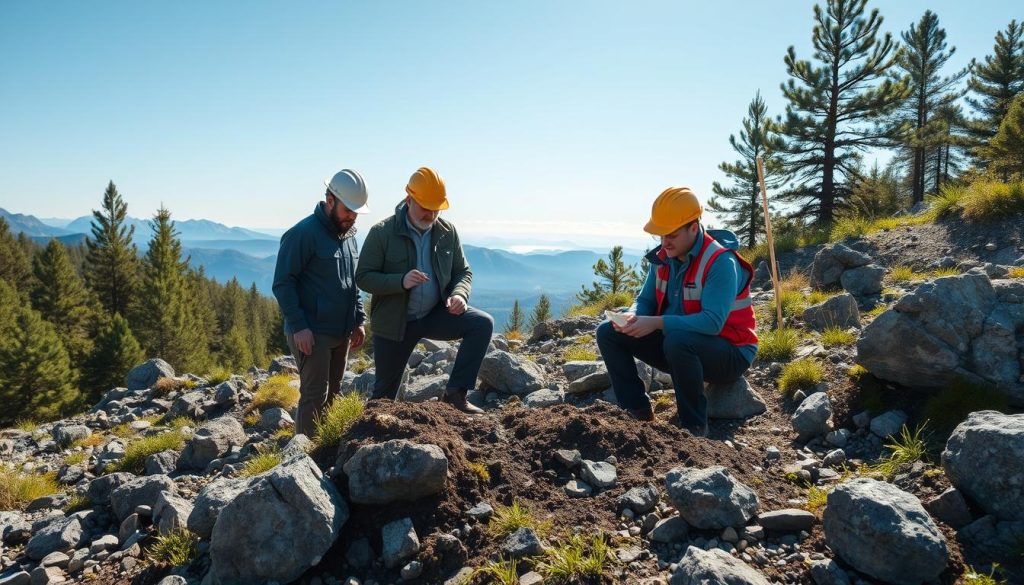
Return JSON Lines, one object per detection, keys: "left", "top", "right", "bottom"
{"left": 872, "top": 423, "right": 930, "bottom": 478}
{"left": 204, "top": 367, "right": 232, "bottom": 386}
{"left": 960, "top": 181, "right": 1024, "bottom": 221}
{"left": 925, "top": 185, "right": 965, "bottom": 219}
{"left": 149, "top": 529, "right": 200, "bottom": 566}
{"left": 64, "top": 452, "right": 88, "bottom": 466}
{"left": 313, "top": 392, "right": 365, "bottom": 447}
{"left": 152, "top": 377, "right": 182, "bottom": 397}
{"left": 14, "top": 419, "right": 40, "bottom": 433}
{"left": 923, "top": 380, "right": 1009, "bottom": 435}
{"left": 239, "top": 446, "right": 282, "bottom": 477}
{"left": 117, "top": 431, "right": 185, "bottom": 474}
{"left": 538, "top": 533, "right": 612, "bottom": 580}
{"left": 252, "top": 374, "right": 300, "bottom": 411}
{"left": 929, "top": 267, "right": 960, "bottom": 278}
{"left": 1009, "top": 266, "right": 1024, "bottom": 279}
{"left": 887, "top": 265, "right": 918, "bottom": 284}
{"left": 820, "top": 327, "right": 857, "bottom": 347}
{"left": 489, "top": 500, "right": 552, "bottom": 538}
{"left": 475, "top": 557, "right": 520, "bottom": 585}
{"left": 63, "top": 493, "right": 92, "bottom": 514}
{"left": 0, "top": 469, "right": 59, "bottom": 509}
{"left": 847, "top": 364, "right": 869, "bottom": 378}
{"left": 778, "top": 359, "right": 824, "bottom": 396}
{"left": 804, "top": 485, "right": 830, "bottom": 513}
{"left": 757, "top": 328, "right": 799, "bottom": 362}
{"left": 830, "top": 217, "right": 872, "bottom": 241}
{"left": 805, "top": 290, "right": 837, "bottom": 306}
{"left": 779, "top": 290, "right": 807, "bottom": 318}
{"left": 962, "top": 564, "right": 1006, "bottom": 585}
{"left": 468, "top": 461, "right": 491, "bottom": 482}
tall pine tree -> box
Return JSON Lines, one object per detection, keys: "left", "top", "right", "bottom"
{"left": 31, "top": 239, "right": 97, "bottom": 368}
{"left": 0, "top": 218, "right": 33, "bottom": 299}
{"left": 708, "top": 91, "right": 787, "bottom": 247}
{"left": 85, "top": 181, "right": 140, "bottom": 318}
{"left": 780, "top": 0, "right": 910, "bottom": 225}
{"left": 504, "top": 300, "right": 524, "bottom": 338}
{"left": 528, "top": 294, "right": 552, "bottom": 330}
{"left": 82, "top": 313, "right": 144, "bottom": 398}
{"left": 983, "top": 93, "right": 1024, "bottom": 178}
{"left": 966, "top": 20, "right": 1024, "bottom": 155}
{"left": 893, "top": 10, "right": 966, "bottom": 203}
{"left": 218, "top": 278, "right": 253, "bottom": 371}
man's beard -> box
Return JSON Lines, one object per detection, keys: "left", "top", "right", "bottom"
{"left": 409, "top": 215, "right": 436, "bottom": 232}
{"left": 332, "top": 210, "right": 354, "bottom": 233}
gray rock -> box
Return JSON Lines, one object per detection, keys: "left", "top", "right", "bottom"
{"left": 403, "top": 373, "right": 448, "bottom": 402}
{"left": 187, "top": 476, "right": 251, "bottom": 539}
{"left": 554, "top": 449, "right": 582, "bottom": 468}
{"left": 958, "top": 515, "right": 1024, "bottom": 559}
{"left": 85, "top": 473, "right": 135, "bottom": 507}
{"left": 25, "top": 516, "right": 84, "bottom": 561}
{"left": 823, "top": 478, "right": 947, "bottom": 585}
{"left": 51, "top": 425, "right": 90, "bottom": 447}
{"left": 258, "top": 407, "right": 294, "bottom": 431}
{"left": 381, "top": 518, "right": 419, "bottom": 569}
{"left": 342, "top": 440, "right": 448, "bottom": 505}
{"left": 617, "top": 483, "right": 659, "bottom": 515}
{"left": 665, "top": 466, "right": 759, "bottom": 530}
{"left": 529, "top": 315, "right": 600, "bottom": 343}
{"left": 567, "top": 371, "right": 611, "bottom": 394}
{"left": 791, "top": 392, "right": 832, "bottom": 441}
{"left": 178, "top": 416, "right": 246, "bottom": 471}
{"left": 351, "top": 371, "right": 376, "bottom": 396}
{"left": 1, "top": 511, "right": 31, "bottom": 545}
{"left": 39, "top": 551, "right": 69, "bottom": 568}
{"left": 825, "top": 429, "right": 850, "bottom": 448}
{"left": 213, "top": 380, "right": 240, "bottom": 405}
{"left": 144, "top": 450, "right": 179, "bottom": 476}
{"left": 757, "top": 509, "right": 815, "bottom": 532}
{"left": 168, "top": 391, "right": 205, "bottom": 419}
{"left": 209, "top": 455, "right": 347, "bottom": 585}
{"left": 268, "top": 355, "right": 297, "bottom": 375}
{"left": 29, "top": 566, "right": 64, "bottom": 584}
{"left": 89, "top": 534, "right": 118, "bottom": 554}
{"left": 562, "top": 361, "right": 604, "bottom": 382}
{"left": 499, "top": 527, "right": 542, "bottom": 559}
{"left": 669, "top": 545, "right": 770, "bottom": 585}
{"left": 0, "top": 570, "right": 30, "bottom": 585}
{"left": 841, "top": 265, "right": 885, "bottom": 297}
{"left": 346, "top": 537, "right": 374, "bottom": 568}
{"left": 478, "top": 350, "right": 547, "bottom": 395}
{"left": 280, "top": 434, "right": 314, "bottom": 461}
{"left": 110, "top": 475, "right": 177, "bottom": 521}
{"left": 869, "top": 410, "right": 907, "bottom": 438}
{"left": 925, "top": 488, "right": 973, "bottom": 529}
{"left": 942, "top": 411, "right": 1024, "bottom": 521}
{"left": 523, "top": 388, "right": 564, "bottom": 408}
{"left": 811, "top": 243, "right": 872, "bottom": 290}
{"left": 125, "top": 359, "right": 175, "bottom": 391}
{"left": 401, "top": 560, "right": 424, "bottom": 580}
{"left": 803, "top": 294, "right": 860, "bottom": 331}
{"left": 155, "top": 577, "right": 188, "bottom": 585}
{"left": 466, "top": 502, "right": 494, "bottom": 521}
{"left": 649, "top": 516, "right": 689, "bottom": 543}
{"left": 580, "top": 460, "right": 617, "bottom": 490}
{"left": 706, "top": 377, "right": 766, "bottom": 419}
{"left": 823, "top": 449, "right": 846, "bottom": 468}
{"left": 563, "top": 479, "right": 592, "bottom": 498}
{"left": 152, "top": 491, "right": 193, "bottom": 536}
{"left": 809, "top": 559, "right": 852, "bottom": 585}
{"left": 118, "top": 514, "right": 139, "bottom": 544}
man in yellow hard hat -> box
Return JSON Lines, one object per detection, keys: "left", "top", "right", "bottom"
{"left": 355, "top": 167, "right": 494, "bottom": 414}
{"left": 596, "top": 187, "right": 759, "bottom": 437}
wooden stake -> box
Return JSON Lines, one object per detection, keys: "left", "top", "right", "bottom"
{"left": 755, "top": 156, "right": 783, "bottom": 329}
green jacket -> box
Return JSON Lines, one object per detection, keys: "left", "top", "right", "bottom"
{"left": 355, "top": 201, "right": 473, "bottom": 341}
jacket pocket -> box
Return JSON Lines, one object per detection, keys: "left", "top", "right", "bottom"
{"left": 315, "top": 246, "right": 343, "bottom": 285}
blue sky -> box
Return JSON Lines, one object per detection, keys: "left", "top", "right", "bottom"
{"left": 0, "top": 1, "right": 1019, "bottom": 249}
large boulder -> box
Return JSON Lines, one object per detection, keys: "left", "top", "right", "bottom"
{"left": 153, "top": 491, "right": 194, "bottom": 536}
{"left": 110, "top": 475, "right": 177, "bottom": 521}
{"left": 669, "top": 546, "right": 770, "bottom": 585}
{"left": 823, "top": 478, "right": 947, "bottom": 585}
{"left": 803, "top": 294, "right": 860, "bottom": 331}
{"left": 707, "top": 378, "right": 766, "bottom": 419}
{"left": 24, "top": 516, "right": 85, "bottom": 561}
{"left": 665, "top": 466, "right": 759, "bottom": 529}
{"left": 810, "top": 243, "right": 872, "bottom": 290}
{"left": 178, "top": 416, "right": 247, "bottom": 471}
{"left": 125, "top": 359, "right": 175, "bottom": 391}
{"left": 342, "top": 440, "right": 448, "bottom": 505}
{"left": 841, "top": 265, "right": 885, "bottom": 297}
{"left": 85, "top": 472, "right": 136, "bottom": 505}
{"left": 942, "top": 411, "right": 1024, "bottom": 521}
{"left": 51, "top": 424, "right": 91, "bottom": 447}
{"left": 857, "top": 274, "right": 1024, "bottom": 405}
{"left": 209, "top": 455, "right": 347, "bottom": 585}
{"left": 187, "top": 477, "right": 252, "bottom": 539}
{"left": 478, "top": 350, "right": 546, "bottom": 395}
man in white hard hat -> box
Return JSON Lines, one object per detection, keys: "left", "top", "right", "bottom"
{"left": 273, "top": 169, "right": 371, "bottom": 436}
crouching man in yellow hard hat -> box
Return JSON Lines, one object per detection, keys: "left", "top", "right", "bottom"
{"left": 596, "top": 187, "right": 758, "bottom": 437}
{"left": 355, "top": 167, "right": 494, "bottom": 414}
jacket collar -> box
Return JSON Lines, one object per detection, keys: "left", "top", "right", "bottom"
{"left": 393, "top": 200, "right": 451, "bottom": 239}
{"left": 646, "top": 226, "right": 705, "bottom": 267}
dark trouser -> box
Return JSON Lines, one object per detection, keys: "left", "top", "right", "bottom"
{"left": 286, "top": 332, "right": 350, "bottom": 437}
{"left": 596, "top": 321, "right": 750, "bottom": 429}
{"left": 372, "top": 305, "right": 494, "bottom": 399}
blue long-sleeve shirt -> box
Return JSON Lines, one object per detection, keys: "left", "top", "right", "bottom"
{"left": 635, "top": 229, "right": 758, "bottom": 364}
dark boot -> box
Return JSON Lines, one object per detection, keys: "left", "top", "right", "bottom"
{"left": 626, "top": 406, "right": 655, "bottom": 422}
{"left": 443, "top": 388, "right": 484, "bottom": 415}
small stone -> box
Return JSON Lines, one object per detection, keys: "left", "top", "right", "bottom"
{"left": 823, "top": 449, "right": 847, "bottom": 468}
{"left": 554, "top": 449, "right": 581, "bottom": 468}
{"left": 580, "top": 460, "right": 617, "bottom": 490}
{"left": 649, "top": 516, "right": 689, "bottom": 543}
{"left": 400, "top": 560, "right": 423, "bottom": 580}
{"left": 519, "top": 572, "right": 544, "bottom": 585}
{"left": 499, "top": 527, "right": 543, "bottom": 559}
{"left": 564, "top": 480, "right": 593, "bottom": 498}
{"left": 466, "top": 502, "right": 494, "bottom": 521}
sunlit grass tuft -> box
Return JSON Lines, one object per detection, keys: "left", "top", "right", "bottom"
{"left": 756, "top": 328, "right": 800, "bottom": 362}
{"left": 820, "top": 326, "right": 857, "bottom": 347}
{"left": 489, "top": 500, "right": 553, "bottom": 538}
{"left": 116, "top": 431, "right": 186, "bottom": 474}
{"left": 778, "top": 359, "right": 824, "bottom": 396}
{"left": 149, "top": 529, "right": 200, "bottom": 566}
{"left": 538, "top": 533, "right": 612, "bottom": 580}
{"left": 252, "top": 374, "right": 300, "bottom": 411}
{"left": 0, "top": 469, "right": 59, "bottom": 510}
{"left": 313, "top": 392, "right": 365, "bottom": 447}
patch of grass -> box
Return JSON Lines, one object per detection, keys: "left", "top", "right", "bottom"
{"left": 475, "top": 557, "right": 520, "bottom": 585}
{"left": 887, "top": 265, "right": 918, "bottom": 284}
{"left": 468, "top": 461, "right": 491, "bottom": 482}
{"left": 14, "top": 419, "right": 39, "bottom": 433}
{"left": 563, "top": 342, "right": 598, "bottom": 362}
{"left": 152, "top": 377, "right": 181, "bottom": 397}
{"left": 504, "top": 329, "right": 525, "bottom": 342}
{"left": 778, "top": 359, "right": 824, "bottom": 396}
{"left": 756, "top": 328, "right": 800, "bottom": 362}
{"left": 73, "top": 434, "right": 104, "bottom": 448}
{"left": 1009, "top": 266, "right": 1024, "bottom": 279}
{"left": 242, "top": 411, "right": 262, "bottom": 427}
{"left": 149, "top": 528, "right": 200, "bottom": 567}
{"left": 651, "top": 393, "right": 674, "bottom": 412}
{"left": 64, "top": 452, "right": 88, "bottom": 466}
{"left": 830, "top": 216, "right": 872, "bottom": 241}
{"left": 962, "top": 564, "right": 1006, "bottom": 584}
{"left": 864, "top": 304, "right": 889, "bottom": 319}
{"left": 239, "top": 446, "right": 282, "bottom": 477}
{"left": 805, "top": 290, "right": 837, "bottom": 306}
{"left": 566, "top": 291, "right": 635, "bottom": 318}
{"left": 820, "top": 326, "right": 857, "bottom": 347}
{"left": 109, "top": 423, "right": 135, "bottom": 438}
{"left": 804, "top": 485, "right": 830, "bottom": 514}
{"left": 847, "top": 364, "right": 869, "bottom": 378}
{"left": 313, "top": 392, "right": 365, "bottom": 447}
{"left": 161, "top": 416, "right": 195, "bottom": 430}
{"left": 489, "top": 500, "right": 553, "bottom": 538}
{"left": 349, "top": 354, "right": 373, "bottom": 374}
{"left": 252, "top": 374, "right": 300, "bottom": 411}
{"left": 116, "top": 431, "right": 185, "bottom": 474}
{"left": 63, "top": 493, "right": 92, "bottom": 513}
{"left": 778, "top": 270, "right": 809, "bottom": 293}
{"left": 0, "top": 469, "right": 59, "bottom": 509}
{"left": 924, "top": 185, "right": 965, "bottom": 219}
{"left": 181, "top": 379, "right": 199, "bottom": 390}
{"left": 872, "top": 423, "right": 929, "bottom": 478}
{"left": 538, "top": 533, "right": 612, "bottom": 580}
{"left": 922, "top": 380, "right": 1009, "bottom": 436}
{"left": 929, "top": 267, "right": 960, "bottom": 278}
{"left": 272, "top": 427, "right": 295, "bottom": 441}
{"left": 779, "top": 290, "right": 807, "bottom": 319}
{"left": 204, "top": 367, "right": 232, "bottom": 386}
{"left": 960, "top": 181, "right": 1024, "bottom": 221}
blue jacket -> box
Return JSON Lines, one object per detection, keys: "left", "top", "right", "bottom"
{"left": 273, "top": 203, "right": 365, "bottom": 338}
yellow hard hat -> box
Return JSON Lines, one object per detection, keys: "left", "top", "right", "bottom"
{"left": 644, "top": 187, "right": 702, "bottom": 236}
{"left": 405, "top": 167, "right": 450, "bottom": 211}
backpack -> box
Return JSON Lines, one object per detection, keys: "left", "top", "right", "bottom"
{"left": 706, "top": 228, "right": 741, "bottom": 251}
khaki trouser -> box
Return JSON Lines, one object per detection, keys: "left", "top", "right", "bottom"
{"left": 286, "top": 332, "right": 350, "bottom": 437}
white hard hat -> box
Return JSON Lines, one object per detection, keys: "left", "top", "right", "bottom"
{"left": 324, "top": 169, "right": 370, "bottom": 214}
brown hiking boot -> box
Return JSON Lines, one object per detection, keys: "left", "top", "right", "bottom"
{"left": 626, "top": 406, "right": 655, "bottom": 422}
{"left": 443, "top": 388, "right": 485, "bottom": 415}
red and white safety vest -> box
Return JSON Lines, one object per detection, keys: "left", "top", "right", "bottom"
{"left": 653, "top": 233, "right": 758, "bottom": 347}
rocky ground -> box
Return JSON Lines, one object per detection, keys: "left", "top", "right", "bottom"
{"left": 1, "top": 213, "right": 1023, "bottom": 585}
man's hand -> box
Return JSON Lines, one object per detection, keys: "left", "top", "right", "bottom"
{"left": 403, "top": 269, "right": 430, "bottom": 290}
{"left": 349, "top": 325, "right": 366, "bottom": 350}
{"left": 618, "top": 315, "right": 663, "bottom": 338}
{"left": 446, "top": 295, "right": 467, "bottom": 315}
{"left": 293, "top": 328, "right": 315, "bottom": 356}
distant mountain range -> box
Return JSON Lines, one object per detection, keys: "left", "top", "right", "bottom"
{"left": 1, "top": 208, "right": 643, "bottom": 325}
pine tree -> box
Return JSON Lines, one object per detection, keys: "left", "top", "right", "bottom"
{"left": 85, "top": 181, "right": 140, "bottom": 318}
{"left": 135, "top": 206, "right": 207, "bottom": 373}
{"left": 0, "top": 281, "right": 80, "bottom": 425}
{"left": 504, "top": 300, "right": 524, "bottom": 337}
{"left": 966, "top": 20, "right": 1024, "bottom": 152}
{"left": 218, "top": 278, "right": 253, "bottom": 371}
{"left": 983, "top": 93, "right": 1024, "bottom": 178}
{"left": 82, "top": 313, "right": 144, "bottom": 398}
{"left": 708, "top": 92, "right": 787, "bottom": 247}
{"left": 0, "top": 218, "right": 33, "bottom": 299}
{"left": 842, "top": 161, "right": 907, "bottom": 220}
{"left": 246, "top": 283, "right": 270, "bottom": 367}
{"left": 31, "top": 239, "right": 97, "bottom": 366}
{"left": 893, "top": 10, "right": 966, "bottom": 203}
{"left": 528, "top": 294, "right": 552, "bottom": 330}
{"left": 188, "top": 267, "right": 219, "bottom": 370}
{"left": 577, "top": 246, "right": 639, "bottom": 303}
{"left": 929, "top": 103, "right": 973, "bottom": 191}
{"left": 780, "top": 0, "right": 910, "bottom": 225}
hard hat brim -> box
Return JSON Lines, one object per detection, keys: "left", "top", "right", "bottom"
{"left": 410, "top": 195, "right": 450, "bottom": 212}
{"left": 644, "top": 219, "right": 681, "bottom": 236}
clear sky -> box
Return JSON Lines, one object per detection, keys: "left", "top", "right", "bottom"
{"left": 1, "top": 1, "right": 1019, "bottom": 248}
